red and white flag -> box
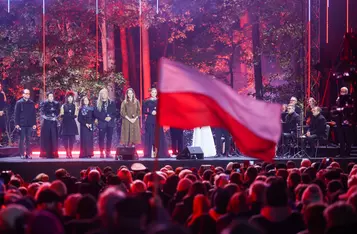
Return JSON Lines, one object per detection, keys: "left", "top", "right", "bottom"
{"left": 157, "top": 58, "right": 282, "bottom": 161}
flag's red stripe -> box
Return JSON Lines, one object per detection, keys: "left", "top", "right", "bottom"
{"left": 158, "top": 92, "right": 276, "bottom": 161}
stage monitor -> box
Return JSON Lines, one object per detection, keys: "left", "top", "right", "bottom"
{"left": 177, "top": 146, "right": 204, "bottom": 160}
{"left": 116, "top": 146, "right": 138, "bottom": 160}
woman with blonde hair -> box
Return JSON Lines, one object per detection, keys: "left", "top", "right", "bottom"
{"left": 94, "top": 88, "right": 116, "bottom": 158}
{"left": 120, "top": 88, "right": 141, "bottom": 146}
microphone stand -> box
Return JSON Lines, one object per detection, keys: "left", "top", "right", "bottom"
{"left": 292, "top": 105, "right": 310, "bottom": 158}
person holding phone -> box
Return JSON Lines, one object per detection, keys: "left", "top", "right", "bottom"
{"left": 15, "top": 89, "right": 37, "bottom": 159}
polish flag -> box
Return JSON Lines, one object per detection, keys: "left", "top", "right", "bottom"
{"left": 157, "top": 58, "right": 282, "bottom": 161}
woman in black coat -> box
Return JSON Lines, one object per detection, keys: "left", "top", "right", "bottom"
{"left": 60, "top": 91, "right": 78, "bottom": 158}
{"left": 40, "top": 92, "right": 60, "bottom": 158}
{"left": 78, "top": 96, "right": 94, "bottom": 158}
{"left": 142, "top": 88, "right": 168, "bottom": 158}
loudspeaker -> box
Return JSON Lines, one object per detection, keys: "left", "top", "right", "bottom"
{"left": 116, "top": 146, "right": 138, "bottom": 160}
{"left": 177, "top": 146, "right": 204, "bottom": 160}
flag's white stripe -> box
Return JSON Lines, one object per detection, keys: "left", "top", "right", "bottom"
{"left": 159, "top": 58, "right": 282, "bottom": 143}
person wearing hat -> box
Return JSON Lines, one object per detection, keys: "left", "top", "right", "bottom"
{"left": 59, "top": 91, "right": 78, "bottom": 159}
{"left": 39, "top": 91, "right": 60, "bottom": 158}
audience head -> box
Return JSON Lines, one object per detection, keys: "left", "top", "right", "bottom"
{"left": 97, "top": 187, "right": 126, "bottom": 227}
{"left": 264, "top": 178, "right": 288, "bottom": 207}
{"left": 64, "top": 193, "right": 82, "bottom": 217}
{"left": 76, "top": 194, "right": 97, "bottom": 219}
{"left": 303, "top": 203, "right": 327, "bottom": 233}
{"left": 324, "top": 201, "right": 357, "bottom": 229}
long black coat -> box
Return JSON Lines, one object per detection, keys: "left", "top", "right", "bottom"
{"left": 40, "top": 101, "right": 60, "bottom": 158}
{"left": 60, "top": 103, "right": 78, "bottom": 136}
{"left": 14, "top": 98, "right": 36, "bottom": 127}
{"left": 78, "top": 106, "right": 94, "bottom": 158}
{"left": 142, "top": 98, "right": 168, "bottom": 158}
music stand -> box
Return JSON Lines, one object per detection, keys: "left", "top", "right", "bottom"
{"left": 292, "top": 124, "right": 311, "bottom": 158}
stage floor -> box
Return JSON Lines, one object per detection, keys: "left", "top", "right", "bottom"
{"left": 1, "top": 154, "right": 357, "bottom": 181}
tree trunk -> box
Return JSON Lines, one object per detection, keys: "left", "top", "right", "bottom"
{"left": 128, "top": 29, "right": 138, "bottom": 92}
{"left": 251, "top": 13, "right": 263, "bottom": 100}
{"left": 120, "top": 27, "right": 129, "bottom": 88}
{"left": 100, "top": 0, "right": 108, "bottom": 72}
{"left": 107, "top": 24, "right": 116, "bottom": 98}
{"left": 229, "top": 45, "right": 236, "bottom": 89}
{"left": 142, "top": 26, "right": 151, "bottom": 99}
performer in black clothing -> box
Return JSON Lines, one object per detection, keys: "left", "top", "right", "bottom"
{"left": 283, "top": 105, "right": 300, "bottom": 137}
{"left": 334, "top": 87, "right": 354, "bottom": 157}
{"left": 60, "top": 91, "right": 78, "bottom": 159}
{"left": 306, "top": 106, "right": 327, "bottom": 156}
{"left": 170, "top": 128, "right": 183, "bottom": 155}
{"left": 142, "top": 88, "right": 168, "bottom": 158}
{"left": 214, "top": 128, "right": 231, "bottom": 157}
{"left": 78, "top": 96, "right": 94, "bottom": 158}
{"left": 281, "top": 104, "right": 288, "bottom": 121}
{"left": 305, "top": 97, "right": 317, "bottom": 126}
{"left": 0, "top": 84, "right": 7, "bottom": 146}
{"left": 289, "top": 96, "right": 302, "bottom": 115}
{"left": 14, "top": 89, "right": 36, "bottom": 159}
{"left": 94, "top": 88, "right": 116, "bottom": 158}
{"left": 40, "top": 92, "right": 60, "bottom": 158}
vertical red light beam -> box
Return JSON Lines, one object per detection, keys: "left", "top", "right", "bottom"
{"left": 139, "top": 0, "right": 143, "bottom": 128}
{"left": 307, "top": 0, "right": 311, "bottom": 99}
{"left": 96, "top": 0, "right": 99, "bottom": 79}
{"left": 42, "top": 0, "right": 46, "bottom": 99}
{"left": 326, "top": 0, "right": 329, "bottom": 44}
{"left": 346, "top": 0, "right": 349, "bottom": 32}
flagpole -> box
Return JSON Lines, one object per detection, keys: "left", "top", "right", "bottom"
{"left": 42, "top": 0, "right": 46, "bottom": 99}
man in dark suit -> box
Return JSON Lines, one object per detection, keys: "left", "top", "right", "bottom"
{"left": 15, "top": 89, "right": 37, "bottom": 159}
{"left": 283, "top": 105, "right": 300, "bottom": 137}
{"left": 306, "top": 106, "right": 326, "bottom": 156}
{"left": 94, "top": 89, "right": 116, "bottom": 158}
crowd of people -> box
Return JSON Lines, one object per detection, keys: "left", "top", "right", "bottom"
{"left": 1, "top": 158, "right": 357, "bottom": 234}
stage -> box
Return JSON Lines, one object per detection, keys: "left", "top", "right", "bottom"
{"left": 1, "top": 149, "right": 357, "bottom": 181}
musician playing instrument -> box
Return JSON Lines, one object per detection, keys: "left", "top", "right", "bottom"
{"left": 306, "top": 97, "right": 317, "bottom": 126}
{"left": 305, "top": 106, "right": 327, "bottom": 156}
